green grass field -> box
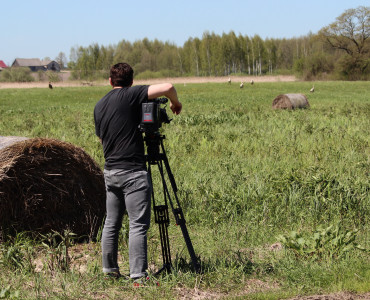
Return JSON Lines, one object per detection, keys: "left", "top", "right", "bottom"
{"left": 0, "top": 81, "right": 369, "bottom": 299}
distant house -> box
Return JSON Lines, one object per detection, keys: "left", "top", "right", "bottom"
{"left": 11, "top": 58, "right": 61, "bottom": 72}
{"left": 0, "top": 60, "right": 8, "bottom": 71}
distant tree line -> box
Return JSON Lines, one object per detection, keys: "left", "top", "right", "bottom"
{"left": 0, "top": 5, "right": 360, "bottom": 83}
{"left": 67, "top": 7, "right": 368, "bottom": 81}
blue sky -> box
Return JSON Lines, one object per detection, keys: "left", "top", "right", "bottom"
{"left": 1, "top": 0, "right": 369, "bottom": 65}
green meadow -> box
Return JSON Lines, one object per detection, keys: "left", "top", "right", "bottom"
{"left": 0, "top": 81, "right": 369, "bottom": 299}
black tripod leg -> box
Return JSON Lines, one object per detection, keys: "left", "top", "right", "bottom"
{"left": 148, "top": 162, "right": 172, "bottom": 275}
{"left": 173, "top": 209, "right": 201, "bottom": 273}
{"left": 157, "top": 153, "right": 201, "bottom": 273}
{"left": 154, "top": 205, "right": 172, "bottom": 275}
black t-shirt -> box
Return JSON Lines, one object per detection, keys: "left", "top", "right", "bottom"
{"left": 94, "top": 85, "right": 149, "bottom": 170}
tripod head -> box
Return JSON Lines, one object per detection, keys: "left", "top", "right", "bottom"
{"left": 143, "top": 132, "right": 165, "bottom": 164}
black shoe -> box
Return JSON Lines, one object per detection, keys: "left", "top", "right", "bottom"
{"left": 104, "top": 272, "right": 128, "bottom": 280}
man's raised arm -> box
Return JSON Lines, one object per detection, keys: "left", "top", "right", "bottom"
{"left": 148, "top": 83, "right": 182, "bottom": 115}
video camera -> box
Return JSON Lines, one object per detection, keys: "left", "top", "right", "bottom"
{"left": 139, "top": 98, "right": 172, "bottom": 134}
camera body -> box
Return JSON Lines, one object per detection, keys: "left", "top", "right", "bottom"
{"left": 140, "top": 98, "right": 171, "bottom": 134}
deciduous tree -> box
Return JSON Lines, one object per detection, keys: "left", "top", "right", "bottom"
{"left": 319, "top": 6, "right": 370, "bottom": 79}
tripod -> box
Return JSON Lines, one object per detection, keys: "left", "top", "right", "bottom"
{"left": 144, "top": 133, "right": 200, "bottom": 275}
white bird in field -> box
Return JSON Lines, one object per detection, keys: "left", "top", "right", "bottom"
{"left": 240, "top": 82, "right": 244, "bottom": 88}
{"left": 310, "top": 85, "right": 315, "bottom": 93}
{"left": 228, "top": 77, "right": 231, "bottom": 85}
{"left": 250, "top": 79, "right": 254, "bottom": 85}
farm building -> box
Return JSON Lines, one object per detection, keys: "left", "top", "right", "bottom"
{"left": 11, "top": 58, "right": 61, "bottom": 72}
{"left": 0, "top": 60, "right": 8, "bottom": 71}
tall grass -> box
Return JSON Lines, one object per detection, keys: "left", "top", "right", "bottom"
{"left": 0, "top": 81, "right": 369, "bottom": 298}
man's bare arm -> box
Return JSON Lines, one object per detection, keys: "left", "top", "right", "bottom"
{"left": 148, "top": 83, "right": 182, "bottom": 115}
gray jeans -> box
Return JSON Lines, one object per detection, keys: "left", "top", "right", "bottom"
{"left": 102, "top": 168, "right": 151, "bottom": 278}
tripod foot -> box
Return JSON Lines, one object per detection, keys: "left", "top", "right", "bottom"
{"left": 154, "top": 263, "right": 172, "bottom": 276}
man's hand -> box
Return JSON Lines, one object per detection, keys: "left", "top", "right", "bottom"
{"left": 170, "top": 101, "right": 182, "bottom": 115}
{"left": 148, "top": 83, "right": 182, "bottom": 115}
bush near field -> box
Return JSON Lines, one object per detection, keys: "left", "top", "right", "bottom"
{"left": 0, "top": 67, "right": 34, "bottom": 82}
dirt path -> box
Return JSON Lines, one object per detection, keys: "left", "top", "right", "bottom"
{"left": 0, "top": 75, "right": 297, "bottom": 89}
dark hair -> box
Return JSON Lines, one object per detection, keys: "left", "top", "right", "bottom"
{"left": 110, "top": 63, "right": 134, "bottom": 87}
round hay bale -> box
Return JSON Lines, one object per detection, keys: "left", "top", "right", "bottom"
{"left": 272, "top": 93, "right": 310, "bottom": 109}
{"left": 0, "top": 137, "right": 105, "bottom": 240}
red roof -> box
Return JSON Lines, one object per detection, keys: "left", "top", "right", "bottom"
{"left": 0, "top": 60, "right": 8, "bottom": 68}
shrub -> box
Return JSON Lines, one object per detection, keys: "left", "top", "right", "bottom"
{"left": 37, "top": 70, "right": 62, "bottom": 82}
{"left": 135, "top": 69, "right": 180, "bottom": 80}
{"left": 46, "top": 71, "right": 61, "bottom": 82}
{"left": 335, "top": 54, "right": 370, "bottom": 80}
{"left": 0, "top": 67, "right": 34, "bottom": 82}
{"left": 294, "top": 53, "right": 335, "bottom": 80}
{"left": 69, "top": 69, "right": 108, "bottom": 81}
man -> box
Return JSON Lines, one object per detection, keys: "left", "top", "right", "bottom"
{"left": 94, "top": 63, "right": 182, "bottom": 283}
